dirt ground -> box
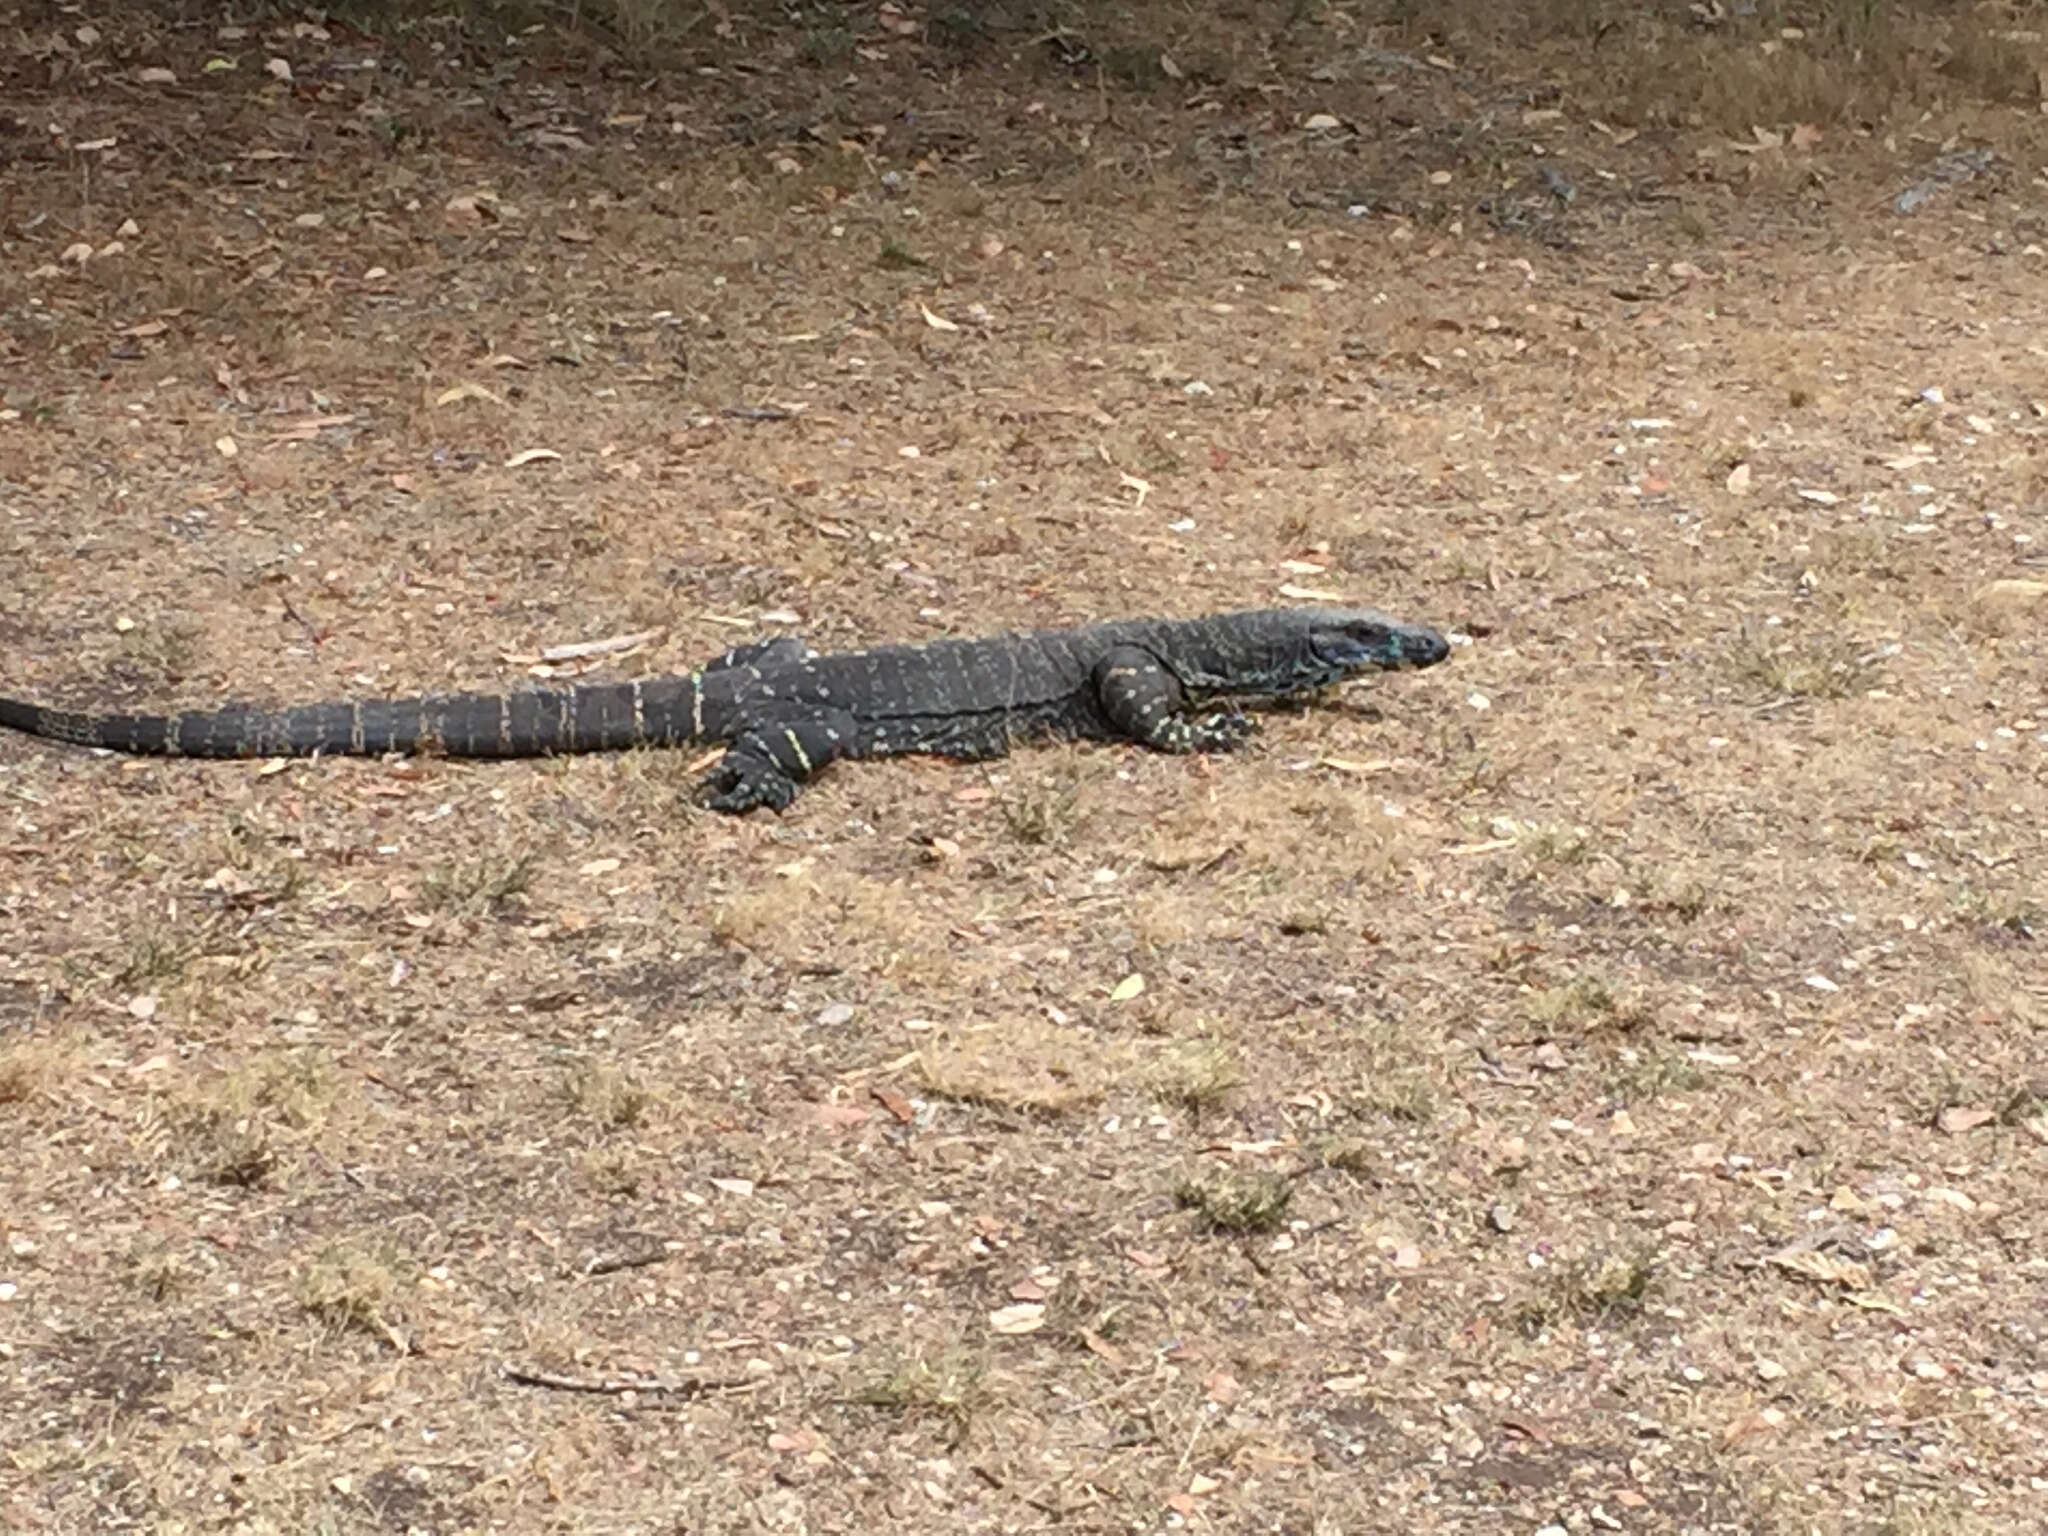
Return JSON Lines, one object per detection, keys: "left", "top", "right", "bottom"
{"left": 3, "top": 3, "right": 2046, "bottom": 1532}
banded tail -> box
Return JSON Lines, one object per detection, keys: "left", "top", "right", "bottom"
{"left": 0, "top": 675, "right": 715, "bottom": 759}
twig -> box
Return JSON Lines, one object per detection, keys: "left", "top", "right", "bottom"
{"left": 583, "top": 1246, "right": 672, "bottom": 1277}
{"left": 1741, "top": 1223, "right": 1861, "bottom": 1270}
{"left": 277, "top": 594, "right": 324, "bottom": 648}
{"left": 501, "top": 1362, "right": 752, "bottom": 1397}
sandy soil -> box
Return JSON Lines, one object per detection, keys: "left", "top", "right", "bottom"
{"left": 2, "top": 5, "right": 2045, "bottom": 1532}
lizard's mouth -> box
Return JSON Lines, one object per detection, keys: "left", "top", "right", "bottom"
{"left": 1315, "top": 626, "right": 1450, "bottom": 672}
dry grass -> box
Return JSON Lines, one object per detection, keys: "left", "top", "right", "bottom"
{"left": 916, "top": 1018, "right": 1131, "bottom": 1117}
{"left": 2, "top": 1, "right": 2045, "bottom": 1531}
{"left": 1174, "top": 1171, "right": 1296, "bottom": 1235}
{"left": 296, "top": 1241, "right": 412, "bottom": 1345}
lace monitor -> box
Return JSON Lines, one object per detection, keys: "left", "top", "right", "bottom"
{"left": 0, "top": 606, "right": 1450, "bottom": 813}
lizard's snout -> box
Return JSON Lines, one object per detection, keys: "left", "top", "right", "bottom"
{"left": 1403, "top": 628, "right": 1451, "bottom": 668}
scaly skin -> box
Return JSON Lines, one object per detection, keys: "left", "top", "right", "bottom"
{"left": 0, "top": 607, "right": 1451, "bottom": 812}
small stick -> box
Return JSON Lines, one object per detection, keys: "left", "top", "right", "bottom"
{"left": 583, "top": 1247, "right": 671, "bottom": 1277}
{"left": 501, "top": 1362, "right": 752, "bottom": 1397}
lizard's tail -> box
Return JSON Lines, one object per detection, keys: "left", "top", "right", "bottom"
{"left": 0, "top": 681, "right": 687, "bottom": 759}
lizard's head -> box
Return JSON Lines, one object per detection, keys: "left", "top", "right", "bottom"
{"left": 1303, "top": 608, "right": 1451, "bottom": 677}
{"left": 1168, "top": 607, "right": 1449, "bottom": 697}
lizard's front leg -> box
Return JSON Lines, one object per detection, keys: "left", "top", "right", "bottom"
{"left": 1092, "top": 645, "right": 1255, "bottom": 754}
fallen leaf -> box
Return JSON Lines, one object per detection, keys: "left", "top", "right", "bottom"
{"left": 1108, "top": 972, "right": 1146, "bottom": 1002}
{"left": 1720, "top": 1406, "right": 1786, "bottom": 1447}
{"left": 532, "top": 627, "right": 665, "bottom": 663}
{"left": 1767, "top": 1249, "right": 1871, "bottom": 1290}
{"left": 1974, "top": 579, "right": 2048, "bottom": 610}
{"left": 919, "top": 304, "right": 960, "bottom": 332}
{"left": 504, "top": 448, "right": 561, "bottom": 469}
{"left": 988, "top": 1302, "right": 1045, "bottom": 1335}
{"left": 709, "top": 1177, "right": 754, "bottom": 1197}
{"left": 1319, "top": 756, "right": 1392, "bottom": 776}
{"left": 1009, "top": 1276, "right": 1047, "bottom": 1301}
{"left": 434, "top": 381, "right": 502, "bottom": 408}
{"left": 1081, "top": 1329, "right": 1125, "bottom": 1365}
{"left": 1203, "top": 1370, "right": 1242, "bottom": 1405}
{"left": 1725, "top": 462, "right": 1752, "bottom": 494}
{"left": 872, "top": 1086, "right": 914, "bottom": 1124}
{"left": 1936, "top": 1105, "right": 1996, "bottom": 1135}
{"left": 811, "top": 1102, "right": 872, "bottom": 1130}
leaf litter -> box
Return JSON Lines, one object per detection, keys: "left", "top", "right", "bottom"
{"left": 3, "top": 4, "right": 2047, "bottom": 1534}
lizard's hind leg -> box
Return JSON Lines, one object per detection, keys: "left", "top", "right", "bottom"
{"left": 701, "top": 708, "right": 856, "bottom": 813}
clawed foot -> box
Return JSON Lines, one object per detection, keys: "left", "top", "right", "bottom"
{"left": 1186, "top": 710, "right": 1257, "bottom": 752}
{"left": 701, "top": 760, "right": 797, "bottom": 814}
